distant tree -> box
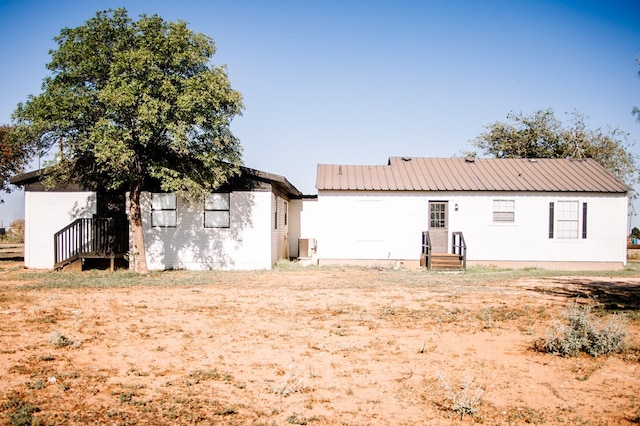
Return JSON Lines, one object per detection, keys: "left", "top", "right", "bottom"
{"left": 631, "top": 227, "right": 640, "bottom": 239}
{"left": 12, "top": 9, "right": 244, "bottom": 273}
{"left": 471, "top": 109, "right": 638, "bottom": 190}
{"left": 0, "top": 125, "right": 34, "bottom": 203}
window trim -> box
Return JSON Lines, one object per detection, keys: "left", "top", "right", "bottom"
{"left": 204, "top": 193, "right": 231, "bottom": 229}
{"left": 549, "top": 200, "right": 587, "bottom": 240}
{"left": 492, "top": 199, "right": 515, "bottom": 223}
{"left": 151, "top": 193, "right": 177, "bottom": 228}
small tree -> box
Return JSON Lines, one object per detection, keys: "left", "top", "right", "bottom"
{"left": 12, "top": 9, "right": 244, "bottom": 273}
{"left": 471, "top": 109, "right": 638, "bottom": 190}
{"left": 0, "top": 125, "right": 35, "bottom": 203}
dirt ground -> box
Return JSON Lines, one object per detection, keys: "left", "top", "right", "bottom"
{"left": 1, "top": 258, "right": 639, "bottom": 425}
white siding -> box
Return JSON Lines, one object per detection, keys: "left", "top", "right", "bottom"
{"left": 24, "top": 191, "right": 96, "bottom": 269}
{"left": 313, "top": 190, "right": 629, "bottom": 267}
{"left": 314, "top": 191, "right": 426, "bottom": 261}
{"left": 141, "top": 191, "right": 273, "bottom": 270}
{"left": 450, "top": 192, "right": 628, "bottom": 264}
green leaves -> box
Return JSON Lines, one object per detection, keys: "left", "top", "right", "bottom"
{"left": 12, "top": 8, "right": 244, "bottom": 196}
{"left": 472, "top": 109, "right": 638, "bottom": 188}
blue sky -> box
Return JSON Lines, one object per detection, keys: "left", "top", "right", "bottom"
{"left": 1, "top": 0, "right": 639, "bottom": 229}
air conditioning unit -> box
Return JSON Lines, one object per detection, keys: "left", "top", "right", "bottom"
{"left": 298, "top": 238, "right": 316, "bottom": 258}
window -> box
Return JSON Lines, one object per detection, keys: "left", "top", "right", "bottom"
{"left": 430, "top": 203, "right": 446, "bottom": 228}
{"left": 284, "top": 201, "right": 288, "bottom": 226}
{"left": 274, "top": 197, "right": 278, "bottom": 229}
{"left": 204, "top": 193, "right": 230, "bottom": 228}
{"left": 493, "top": 199, "right": 515, "bottom": 223}
{"left": 555, "top": 200, "right": 579, "bottom": 239}
{"left": 152, "top": 193, "right": 177, "bottom": 227}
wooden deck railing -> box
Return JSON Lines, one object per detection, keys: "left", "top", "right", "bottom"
{"left": 421, "top": 231, "right": 433, "bottom": 270}
{"left": 451, "top": 231, "right": 467, "bottom": 269}
{"left": 421, "top": 231, "right": 467, "bottom": 270}
{"left": 54, "top": 217, "right": 128, "bottom": 269}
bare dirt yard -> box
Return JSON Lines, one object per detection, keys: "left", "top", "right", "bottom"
{"left": 1, "top": 257, "right": 639, "bottom": 425}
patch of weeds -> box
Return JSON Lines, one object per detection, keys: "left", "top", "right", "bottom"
{"left": 571, "top": 359, "right": 605, "bottom": 381}
{"left": 286, "top": 413, "right": 318, "bottom": 425}
{"left": 380, "top": 305, "right": 396, "bottom": 316}
{"left": 418, "top": 340, "right": 437, "bottom": 354}
{"left": 188, "top": 368, "right": 220, "bottom": 384}
{"left": 273, "top": 371, "right": 307, "bottom": 396}
{"left": 38, "top": 354, "right": 55, "bottom": 362}
{"left": 215, "top": 406, "right": 237, "bottom": 416}
{"left": 3, "top": 394, "right": 41, "bottom": 426}
{"left": 534, "top": 303, "right": 627, "bottom": 357}
{"left": 129, "top": 368, "right": 150, "bottom": 377}
{"left": 25, "top": 379, "right": 45, "bottom": 390}
{"left": 119, "top": 391, "right": 137, "bottom": 404}
{"left": 436, "top": 371, "right": 483, "bottom": 419}
{"left": 504, "top": 406, "right": 546, "bottom": 424}
{"left": 48, "top": 331, "right": 81, "bottom": 348}
{"left": 480, "top": 307, "right": 493, "bottom": 329}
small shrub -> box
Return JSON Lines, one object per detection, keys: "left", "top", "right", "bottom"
{"left": 48, "top": 331, "right": 81, "bottom": 348}
{"left": 436, "top": 371, "right": 483, "bottom": 419}
{"left": 535, "top": 303, "right": 627, "bottom": 357}
{"left": 3, "top": 396, "right": 41, "bottom": 426}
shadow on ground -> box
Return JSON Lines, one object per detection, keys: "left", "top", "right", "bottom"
{"left": 529, "top": 278, "right": 640, "bottom": 311}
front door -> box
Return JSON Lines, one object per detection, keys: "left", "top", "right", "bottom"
{"left": 429, "top": 201, "right": 448, "bottom": 253}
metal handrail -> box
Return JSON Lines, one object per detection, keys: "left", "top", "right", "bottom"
{"left": 451, "top": 231, "right": 467, "bottom": 269}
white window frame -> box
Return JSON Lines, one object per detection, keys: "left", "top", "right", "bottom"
{"left": 492, "top": 199, "right": 515, "bottom": 223}
{"left": 555, "top": 200, "right": 580, "bottom": 239}
{"left": 151, "top": 193, "right": 177, "bottom": 227}
{"left": 204, "top": 193, "right": 231, "bottom": 228}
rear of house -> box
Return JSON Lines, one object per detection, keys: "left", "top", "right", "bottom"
{"left": 11, "top": 167, "right": 302, "bottom": 271}
{"left": 307, "top": 157, "right": 631, "bottom": 270}
{"left": 140, "top": 170, "right": 299, "bottom": 270}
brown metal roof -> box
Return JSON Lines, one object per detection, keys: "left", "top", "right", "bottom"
{"left": 316, "top": 157, "right": 632, "bottom": 193}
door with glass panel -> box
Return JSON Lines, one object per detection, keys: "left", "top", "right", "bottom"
{"left": 429, "top": 201, "right": 448, "bottom": 253}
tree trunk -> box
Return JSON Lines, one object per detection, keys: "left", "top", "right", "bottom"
{"left": 129, "top": 180, "right": 148, "bottom": 273}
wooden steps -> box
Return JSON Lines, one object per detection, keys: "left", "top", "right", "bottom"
{"left": 430, "top": 253, "right": 464, "bottom": 271}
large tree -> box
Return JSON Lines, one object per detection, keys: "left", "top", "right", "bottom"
{"left": 0, "top": 125, "right": 34, "bottom": 203}
{"left": 12, "top": 9, "right": 244, "bottom": 273}
{"left": 471, "top": 109, "right": 638, "bottom": 189}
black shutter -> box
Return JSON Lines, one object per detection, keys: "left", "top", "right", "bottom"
{"left": 582, "top": 202, "right": 588, "bottom": 239}
{"left": 548, "top": 202, "right": 554, "bottom": 239}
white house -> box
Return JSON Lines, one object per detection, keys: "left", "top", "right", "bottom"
{"left": 137, "top": 168, "right": 303, "bottom": 270}
{"left": 10, "top": 167, "right": 304, "bottom": 271}
{"left": 10, "top": 156, "right": 633, "bottom": 271}
{"left": 303, "top": 157, "right": 631, "bottom": 271}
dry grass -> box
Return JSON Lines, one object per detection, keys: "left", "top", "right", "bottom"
{"left": 1, "top": 260, "right": 639, "bottom": 424}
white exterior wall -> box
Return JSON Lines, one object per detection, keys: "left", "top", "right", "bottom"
{"left": 24, "top": 191, "right": 96, "bottom": 269}
{"left": 450, "top": 192, "right": 628, "bottom": 265}
{"left": 313, "top": 190, "right": 629, "bottom": 268}
{"left": 141, "top": 191, "right": 273, "bottom": 270}
{"left": 313, "top": 191, "right": 427, "bottom": 262}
